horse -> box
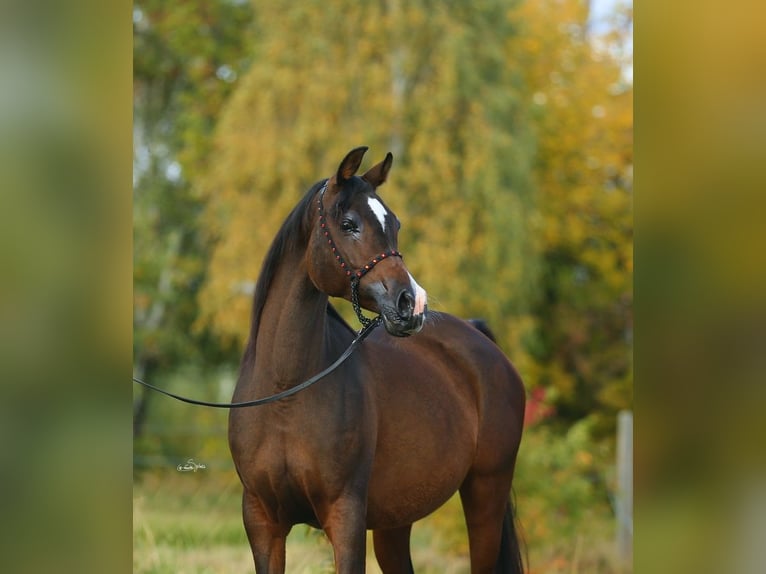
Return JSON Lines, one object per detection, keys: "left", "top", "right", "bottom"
{"left": 228, "top": 146, "right": 526, "bottom": 573}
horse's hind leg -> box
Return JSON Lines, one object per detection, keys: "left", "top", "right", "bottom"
{"left": 242, "top": 492, "right": 288, "bottom": 573}
{"left": 459, "top": 472, "right": 520, "bottom": 574}
{"left": 373, "top": 525, "right": 415, "bottom": 574}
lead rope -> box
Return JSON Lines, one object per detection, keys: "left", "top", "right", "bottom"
{"left": 132, "top": 316, "right": 381, "bottom": 408}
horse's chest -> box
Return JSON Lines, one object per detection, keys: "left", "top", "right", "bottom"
{"left": 243, "top": 430, "right": 364, "bottom": 525}
{"left": 232, "top": 394, "right": 374, "bottom": 523}
{"left": 246, "top": 420, "right": 366, "bottom": 487}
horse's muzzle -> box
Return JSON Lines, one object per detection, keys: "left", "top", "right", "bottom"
{"left": 381, "top": 287, "right": 427, "bottom": 337}
{"left": 382, "top": 309, "right": 426, "bottom": 337}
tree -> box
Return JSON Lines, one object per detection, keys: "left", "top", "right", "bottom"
{"left": 132, "top": 0, "right": 253, "bottom": 438}
{"left": 138, "top": 0, "right": 633, "bottom": 440}
{"left": 509, "top": 0, "right": 633, "bottom": 433}
{"left": 197, "top": 0, "right": 539, "bottom": 358}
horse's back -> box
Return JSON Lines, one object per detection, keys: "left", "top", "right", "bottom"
{"left": 362, "top": 312, "right": 525, "bottom": 527}
{"left": 368, "top": 312, "right": 525, "bottom": 431}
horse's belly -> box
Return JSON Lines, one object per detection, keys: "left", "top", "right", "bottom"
{"left": 365, "top": 452, "right": 470, "bottom": 529}
{"left": 365, "top": 475, "right": 465, "bottom": 529}
{"left": 364, "top": 417, "right": 475, "bottom": 529}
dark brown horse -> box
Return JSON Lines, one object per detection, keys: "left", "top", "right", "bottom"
{"left": 229, "top": 147, "right": 526, "bottom": 573}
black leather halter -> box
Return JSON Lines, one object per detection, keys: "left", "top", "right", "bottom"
{"left": 316, "top": 180, "right": 402, "bottom": 327}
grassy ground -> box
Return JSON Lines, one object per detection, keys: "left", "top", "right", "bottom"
{"left": 133, "top": 466, "right": 627, "bottom": 573}
{"left": 133, "top": 470, "right": 470, "bottom": 573}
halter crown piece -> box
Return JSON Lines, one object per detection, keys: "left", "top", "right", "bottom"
{"left": 317, "top": 180, "right": 402, "bottom": 329}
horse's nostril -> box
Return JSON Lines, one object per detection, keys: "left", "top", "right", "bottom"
{"left": 397, "top": 289, "right": 415, "bottom": 319}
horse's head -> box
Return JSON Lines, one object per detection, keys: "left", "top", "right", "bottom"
{"left": 307, "top": 147, "right": 427, "bottom": 337}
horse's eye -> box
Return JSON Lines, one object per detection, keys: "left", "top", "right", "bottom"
{"left": 340, "top": 219, "right": 358, "bottom": 234}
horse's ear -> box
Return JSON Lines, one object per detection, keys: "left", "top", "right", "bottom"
{"left": 336, "top": 146, "right": 369, "bottom": 183}
{"left": 362, "top": 152, "right": 393, "bottom": 188}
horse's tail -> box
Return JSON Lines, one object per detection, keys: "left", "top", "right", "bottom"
{"left": 497, "top": 499, "right": 526, "bottom": 574}
{"left": 469, "top": 317, "right": 525, "bottom": 572}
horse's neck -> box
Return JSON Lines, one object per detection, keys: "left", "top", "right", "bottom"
{"left": 250, "top": 258, "right": 329, "bottom": 389}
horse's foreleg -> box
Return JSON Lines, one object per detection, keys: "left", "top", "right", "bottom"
{"left": 373, "top": 525, "right": 414, "bottom": 574}
{"left": 322, "top": 495, "right": 368, "bottom": 574}
{"left": 242, "top": 492, "right": 289, "bottom": 574}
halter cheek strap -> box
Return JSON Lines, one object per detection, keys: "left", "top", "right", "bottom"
{"left": 317, "top": 180, "right": 403, "bottom": 328}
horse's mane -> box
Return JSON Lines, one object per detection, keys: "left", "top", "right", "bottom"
{"left": 240, "top": 180, "right": 325, "bottom": 369}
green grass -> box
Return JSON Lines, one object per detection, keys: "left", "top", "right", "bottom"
{"left": 133, "top": 471, "right": 468, "bottom": 573}
{"left": 134, "top": 446, "right": 628, "bottom": 574}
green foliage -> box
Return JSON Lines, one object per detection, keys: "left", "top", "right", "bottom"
{"left": 132, "top": 366, "right": 233, "bottom": 468}
{"left": 510, "top": 0, "right": 633, "bottom": 432}
{"left": 197, "top": 0, "right": 538, "bottom": 348}
{"left": 134, "top": 1, "right": 633, "bottom": 568}
{"left": 188, "top": 0, "right": 632, "bottom": 432}
{"left": 514, "top": 421, "right": 622, "bottom": 572}
{"left": 133, "top": 0, "right": 253, "bottom": 175}
{"left": 133, "top": 0, "right": 254, "bottom": 417}
{"left": 134, "top": 0, "right": 632, "bottom": 435}
{"left": 516, "top": 420, "right": 613, "bottom": 536}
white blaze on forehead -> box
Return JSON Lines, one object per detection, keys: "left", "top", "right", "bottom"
{"left": 367, "top": 197, "right": 389, "bottom": 233}
{"left": 408, "top": 272, "right": 428, "bottom": 316}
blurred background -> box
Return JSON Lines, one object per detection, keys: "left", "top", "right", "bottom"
{"left": 4, "top": 1, "right": 765, "bottom": 573}
{"left": 132, "top": 0, "right": 633, "bottom": 572}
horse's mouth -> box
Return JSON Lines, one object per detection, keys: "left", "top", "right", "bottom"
{"left": 382, "top": 308, "right": 426, "bottom": 337}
